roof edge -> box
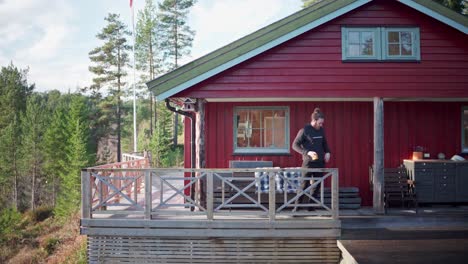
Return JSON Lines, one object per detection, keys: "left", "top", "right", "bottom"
{"left": 399, "top": 0, "right": 468, "bottom": 34}
{"left": 149, "top": 0, "right": 468, "bottom": 101}
{"left": 152, "top": 0, "right": 371, "bottom": 101}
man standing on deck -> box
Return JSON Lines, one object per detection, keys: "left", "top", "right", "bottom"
{"left": 292, "top": 108, "right": 331, "bottom": 211}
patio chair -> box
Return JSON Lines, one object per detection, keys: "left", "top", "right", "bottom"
{"left": 384, "top": 167, "right": 418, "bottom": 214}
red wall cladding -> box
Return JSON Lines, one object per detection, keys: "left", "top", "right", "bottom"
{"left": 193, "top": 101, "right": 465, "bottom": 205}
{"left": 178, "top": 0, "right": 468, "bottom": 99}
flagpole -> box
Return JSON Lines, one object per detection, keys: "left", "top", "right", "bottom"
{"left": 131, "top": 0, "right": 137, "bottom": 153}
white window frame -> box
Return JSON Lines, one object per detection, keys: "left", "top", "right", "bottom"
{"left": 342, "top": 26, "right": 420, "bottom": 61}
{"left": 233, "top": 106, "right": 290, "bottom": 155}
{"left": 342, "top": 27, "right": 381, "bottom": 61}
{"left": 382, "top": 27, "right": 420, "bottom": 61}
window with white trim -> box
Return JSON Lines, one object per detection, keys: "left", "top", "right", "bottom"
{"left": 234, "top": 107, "right": 290, "bottom": 154}
{"left": 342, "top": 27, "right": 420, "bottom": 61}
{"left": 462, "top": 106, "right": 468, "bottom": 152}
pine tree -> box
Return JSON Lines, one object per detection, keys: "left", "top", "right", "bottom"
{"left": 149, "top": 101, "right": 173, "bottom": 167}
{"left": 43, "top": 96, "right": 69, "bottom": 207}
{"left": 55, "top": 95, "right": 90, "bottom": 218}
{"left": 158, "top": 0, "right": 196, "bottom": 146}
{"left": 20, "top": 94, "right": 46, "bottom": 211}
{"left": 136, "top": 0, "right": 164, "bottom": 136}
{"left": 0, "top": 64, "right": 34, "bottom": 210}
{"left": 88, "top": 13, "right": 131, "bottom": 162}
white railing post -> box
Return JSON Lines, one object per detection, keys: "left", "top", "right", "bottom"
{"left": 332, "top": 169, "right": 339, "bottom": 220}
{"left": 81, "top": 170, "right": 91, "bottom": 219}
{"left": 207, "top": 171, "right": 214, "bottom": 220}
{"left": 145, "top": 170, "right": 152, "bottom": 219}
{"left": 269, "top": 171, "right": 276, "bottom": 221}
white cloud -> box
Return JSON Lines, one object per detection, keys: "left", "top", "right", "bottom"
{"left": 0, "top": 0, "right": 302, "bottom": 92}
{"left": 189, "top": 0, "right": 301, "bottom": 59}
{"left": 0, "top": 0, "right": 77, "bottom": 90}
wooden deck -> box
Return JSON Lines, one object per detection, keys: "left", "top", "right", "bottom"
{"left": 81, "top": 167, "right": 341, "bottom": 263}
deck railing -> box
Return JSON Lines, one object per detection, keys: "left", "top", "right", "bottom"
{"left": 81, "top": 168, "right": 339, "bottom": 221}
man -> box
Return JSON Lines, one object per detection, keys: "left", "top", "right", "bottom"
{"left": 292, "top": 108, "right": 331, "bottom": 211}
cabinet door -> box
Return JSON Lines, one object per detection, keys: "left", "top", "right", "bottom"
{"left": 434, "top": 167, "right": 456, "bottom": 202}
{"left": 456, "top": 164, "right": 468, "bottom": 202}
{"left": 414, "top": 169, "right": 434, "bottom": 203}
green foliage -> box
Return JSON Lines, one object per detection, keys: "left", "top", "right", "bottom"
{"left": 158, "top": 0, "right": 197, "bottom": 70}
{"left": 20, "top": 94, "right": 47, "bottom": 211}
{"left": 0, "top": 207, "right": 22, "bottom": 238}
{"left": 55, "top": 95, "right": 91, "bottom": 219}
{"left": 0, "top": 63, "right": 34, "bottom": 210}
{"left": 136, "top": 0, "right": 163, "bottom": 81}
{"left": 43, "top": 97, "right": 70, "bottom": 207}
{"left": 149, "top": 101, "right": 173, "bottom": 167}
{"left": 433, "top": 0, "right": 467, "bottom": 14}
{"left": 88, "top": 13, "right": 132, "bottom": 162}
{"left": 44, "top": 237, "right": 60, "bottom": 255}
{"left": 88, "top": 13, "right": 131, "bottom": 95}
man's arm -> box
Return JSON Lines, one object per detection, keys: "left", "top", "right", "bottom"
{"left": 292, "top": 128, "right": 307, "bottom": 156}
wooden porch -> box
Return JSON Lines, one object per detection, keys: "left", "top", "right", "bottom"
{"left": 80, "top": 167, "right": 341, "bottom": 263}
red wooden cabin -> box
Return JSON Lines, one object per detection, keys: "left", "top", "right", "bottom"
{"left": 147, "top": 0, "right": 468, "bottom": 206}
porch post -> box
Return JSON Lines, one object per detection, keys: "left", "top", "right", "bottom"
{"left": 196, "top": 99, "right": 207, "bottom": 206}
{"left": 373, "top": 97, "right": 384, "bottom": 214}
{"left": 81, "top": 170, "right": 91, "bottom": 219}
{"left": 195, "top": 99, "right": 206, "bottom": 169}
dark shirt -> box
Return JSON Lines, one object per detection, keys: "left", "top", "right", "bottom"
{"left": 292, "top": 124, "right": 331, "bottom": 163}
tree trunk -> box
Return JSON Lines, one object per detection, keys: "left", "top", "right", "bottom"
{"left": 31, "top": 165, "right": 36, "bottom": 211}
{"left": 13, "top": 150, "right": 19, "bottom": 210}
{"left": 117, "top": 94, "right": 121, "bottom": 162}
{"left": 117, "top": 49, "right": 122, "bottom": 162}
{"left": 149, "top": 39, "right": 154, "bottom": 136}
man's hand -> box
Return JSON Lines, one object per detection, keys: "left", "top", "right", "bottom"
{"left": 307, "top": 151, "right": 318, "bottom": 160}
{"left": 324, "top": 152, "right": 331, "bottom": 163}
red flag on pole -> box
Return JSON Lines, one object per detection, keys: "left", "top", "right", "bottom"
{"left": 130, "top": 0, "right": 133, "bottom": 7}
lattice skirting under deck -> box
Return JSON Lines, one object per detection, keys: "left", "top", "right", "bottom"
{"left": 87, "top": 236, "right": 341, "bottom": 263}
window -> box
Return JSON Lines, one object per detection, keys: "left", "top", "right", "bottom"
{"left": 234, "top": 107, "right": 289, "bottom": 154}
{"left": 342, "top": 27, "right": 420, "bottom": 61}
{"left": 382, "top": 28, "right": 420, "bottom": 60}
{"left": 462, "top": 107, "right": 468, "bottom": 152}
{"left": 342, "top": 28, "right": 380, "bottom": 60}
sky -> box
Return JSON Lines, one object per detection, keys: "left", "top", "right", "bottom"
{"left": 0, "top": 0, "right": 302, "bottom": 93}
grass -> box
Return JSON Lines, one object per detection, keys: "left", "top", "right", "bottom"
{"left": 1, "top": 209, "right": 87, "bottom": 264}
